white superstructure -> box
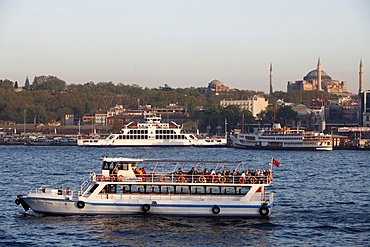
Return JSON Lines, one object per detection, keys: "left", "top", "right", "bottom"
{"left": 230, "top": 122, "right": 333, "bottom": 151}
{"left": 77, "top": 115, "right": 227, "bottom": 147}
{"left": 16, "top": 156, "right": 275, "bottom": 218}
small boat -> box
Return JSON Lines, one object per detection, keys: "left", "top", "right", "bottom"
{"left": 230, "top": 122, "right": 333, "bottom": 151}
{"left": 15, "top": 156, "right": 275, "bottom": 217}
{"left": 77, "top": 115, "right": 227, "bottom": 147}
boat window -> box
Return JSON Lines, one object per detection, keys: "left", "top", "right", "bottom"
{"left": 147, "top": 185, "right": 160, "bottom": 194}
{"left": 119, "top": 163, "right": 129, "bottom": 170}
{"left": 102, "top": 161, "right": 110, "bottom": 170}
{"left": 191, "top": 186, "right": 205, "bottom": 194}
{"left": 161, "top": 186, "right": 175, "bottom": 194}
{"left": 88, "top": 184, "right": 99, "bottom": 194}
{"left": 175, "top": 186, "right": 190, "bottom": 194}
{"left": 100, "top": 186, "right": 108, "bottom": 194}
{"left": 130, "top": 184, "right": 145, "bottom": 193}
{"left": 119, "top": 185, "right": 131, "bottom": 193}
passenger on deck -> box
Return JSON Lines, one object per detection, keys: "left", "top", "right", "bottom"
{"left": 176, "top": 168, "right": 183, "bottom": 175}
{"left": 241, "top": 171, "right": 246, "bottom": 177}
{"left": 188, "top": 167, "right": 195, "bottom": 175}
{"left": 113, "top": 165, "right": 119, "bottom": 174}
{"left": 134, "top": 168, "right": 140, "bottom": 174}
{"left": 141, "top": 168, "right": 147, "bottom": 174}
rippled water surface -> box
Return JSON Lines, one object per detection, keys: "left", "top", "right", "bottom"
{"left": 1, "top": 146, "right": 369, "bottom": 246}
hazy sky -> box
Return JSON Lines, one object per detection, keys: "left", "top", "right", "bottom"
{"left": 1, "top": 0, "right": 369, "bottom": 93}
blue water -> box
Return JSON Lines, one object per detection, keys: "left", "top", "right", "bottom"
{"left": 1, "top": 146, "right": 369, "bottom": 246}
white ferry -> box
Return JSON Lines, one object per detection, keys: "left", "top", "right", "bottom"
{"left": 15, "top": 156, "right": 275, "bottom": 217}
{"left": 77, "top": 115, "right": 227, "bottom": 147}
{"left": 230, "top": 122, "right": 333, "bottom": 151}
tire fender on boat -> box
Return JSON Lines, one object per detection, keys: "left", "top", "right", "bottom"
{"left": 212, "top": 205, "right": 220, "bottom": 214}
{"left": 142, "top": 204, "right": 150, "bottom": 213}
{"left": 178, "top": 176, "right": 186, "bottom": 183}
{"left": 259, "top": 206, "right": 269, "bottom": 216}
{"left": 199, "top": 176, "right": 206, "bottom": 183}
{"left": 77, "top": 201, "right": 85, "bottom": 209}
{"left": 250, "top": 176, "right": 257, "bottom": 184}
{"left": 15, "top": 199, "right": 20, "bottom": 205}
{"left": 159, "top": 175, "right": 166, "bottom": 182}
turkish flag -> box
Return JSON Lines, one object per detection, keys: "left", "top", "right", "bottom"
{"left": 272, "top": 158, "right": 281, "bottom": 167}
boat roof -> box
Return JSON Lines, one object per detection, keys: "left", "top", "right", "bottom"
{"left": 102, "top": 157, "right": 243, "bottom": 164}
{"left": 102, "top": 157, "right": 144, "bottom": 162}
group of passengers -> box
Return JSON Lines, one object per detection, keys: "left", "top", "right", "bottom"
{"left": 174, "top": 167, "right": 271, "bottom": 182}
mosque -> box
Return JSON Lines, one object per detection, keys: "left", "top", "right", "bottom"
{"left": 286, "top": 58, "right": 348, "bottom": 93}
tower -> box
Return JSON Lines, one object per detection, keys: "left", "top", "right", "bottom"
{"left": 269, "top": 63, "right": 273, "bottom": 94}
{"left": 24, "top": 76, "right": 30, "bottom": 90}
{"left": 317, "top": 57, "right": 322, "bottom": 91}
{"left": 359, "top": 59, "right": 364, "bottom": 93}
{"left": 359, "top": 59, "right": 365, "bottom": 126}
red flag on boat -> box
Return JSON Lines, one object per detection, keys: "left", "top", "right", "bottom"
{"left": 272, "top": 158, "right": 281, "bottom": 167}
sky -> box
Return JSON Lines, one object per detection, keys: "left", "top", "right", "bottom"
{"left": 0, "top": 0, "right": 369, "bottom": 93}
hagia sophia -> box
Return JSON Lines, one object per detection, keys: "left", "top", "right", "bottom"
{"left": 286, "top": 58, "right": 348, "bottom": 93}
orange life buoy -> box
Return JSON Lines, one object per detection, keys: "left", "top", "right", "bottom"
{"left": 219, "top": 176, "right": 226, "bottom": 184}
{"left": 198, "top": 176, "right": 207, "bottom": 183}
{"left": 249, "top": 176, "right": 257, "bottom": 184}
{"left": 239, "top": 177, "right": 246, "bottom": 184}
{"left": 141, "top": 176, "right": 146, "bottom": 182}
{"left": 98, "top": 175, "right": 105, "bottom": 181}
{"left": 159, "top": 175, "right": 166, "bottom": 182}
{"left": 110, "top": 174, "right": 116, "bottom": 182}
{"left": 178, "top": 176, "right": 186, "bottom": 183}
{"left": 65, "top": 187, "right": 70, "bottom": 195}
{"left": 118, "top": 175, "right": 124, "bottom": 182}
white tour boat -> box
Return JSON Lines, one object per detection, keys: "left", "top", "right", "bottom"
{"left": 77, "top": 115, "right": 227, "bottom": 147}
{"left": 230, "top": 122, "right": 333, "bottom": 151}
{"left": 16, "top": 156, "right": 275, "bottom": 217}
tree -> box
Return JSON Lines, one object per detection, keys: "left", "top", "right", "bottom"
{"left": 32, "top": 75, "right": 66, "bottom": 91}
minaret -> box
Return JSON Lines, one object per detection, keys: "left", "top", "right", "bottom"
{"left": 269, "top": 63, "right": 273, "bottom": 94}
{"left": 317, "top": 57, "right": 322, "bottom": 91}
{"left": 359, "top": 59, "right": 364, "bottom": 93}
{"left": 359, "top": 59, "right": 364, "bottom": 126}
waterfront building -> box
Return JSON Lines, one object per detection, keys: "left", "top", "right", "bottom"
{"left": 220, "top": 96, "right": 268, "bottom": 117}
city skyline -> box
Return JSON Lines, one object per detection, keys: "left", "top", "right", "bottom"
{"left": 1, "top": 0, "right": 369, "bottom": 93}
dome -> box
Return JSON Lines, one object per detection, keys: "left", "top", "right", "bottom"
{"left": 304, "top": 70, "right": 332, "bottom": 81}
{"left": 208, "top": 79, "right": 223, "bottom": 89}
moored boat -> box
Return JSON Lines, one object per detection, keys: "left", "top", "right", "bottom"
{"left": 77, "top": 115, "right": 227, "bottom": 147}
{"left": 230, "top": 122, "right": 333, "bottom": 151}
{"left": 15, "top": 156, "right": 276, "bottom": 217}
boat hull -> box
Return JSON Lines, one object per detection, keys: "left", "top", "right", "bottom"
{"left": 77, "top": 139, "right": 227, "bottom": 147}
{"left": 18, "top": 195, "right": 273, "bottom": 218}
{"left": 230, "top": 142, "right": 332, "bottom": 151}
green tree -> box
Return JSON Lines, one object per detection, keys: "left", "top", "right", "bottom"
{"left": 33, "top": 75, "right": 66, "bottom": 91}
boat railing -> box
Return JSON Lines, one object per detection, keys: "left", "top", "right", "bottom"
{"left": 29, "top": 186, "right": 77, "bottom": 198}
{"left": 96, "top": 173, "right": 272, "bottom": 185}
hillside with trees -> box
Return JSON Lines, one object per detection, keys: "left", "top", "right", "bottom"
{"left": 0, "top": 75, "right": 342, "bottom": 132}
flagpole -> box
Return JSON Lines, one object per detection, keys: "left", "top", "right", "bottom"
{"left": 270, "top": 157, "right": 273, "bottom": 172}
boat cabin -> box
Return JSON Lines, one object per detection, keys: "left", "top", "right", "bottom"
{"left": 101, "top": 157, "right": 143, "bottom": 180}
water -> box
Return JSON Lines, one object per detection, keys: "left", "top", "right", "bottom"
{"left": 1, "top": 146, "right": 369, "bottom": 246}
